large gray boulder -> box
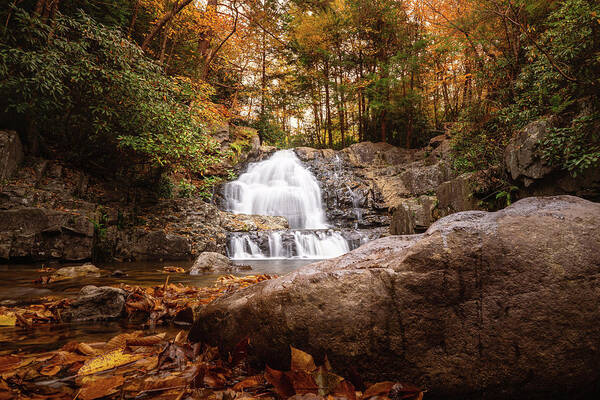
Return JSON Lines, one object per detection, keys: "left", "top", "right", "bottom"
{"left": 0, "top": 130, "right": 23, "bottom": 180}
{"left": 190, "top": 196, "right": 600, "bottom": 399}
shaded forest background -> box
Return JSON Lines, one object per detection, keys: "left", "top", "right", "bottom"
{"left": 1, "top": 0, "right": 598, "bottom": 195}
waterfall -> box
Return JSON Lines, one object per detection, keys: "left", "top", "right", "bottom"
{"left": 224, "top": 150, "right": 327, "bottom": 229}
{"left": 224, "top": 150, "right": 359, "bottom": 260}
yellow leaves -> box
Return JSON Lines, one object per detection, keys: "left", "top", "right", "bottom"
{"left": 77, "top": 349, "right": 145, "bottom": 376}
{"left": 291, "top": 346, "right": 317, "bottom": 373}
{"left": 0, "top": 312, "right": 16, "bottom": 327}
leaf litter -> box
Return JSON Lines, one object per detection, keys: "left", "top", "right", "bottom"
{"left": 0, "top": 274, "right": 424, "bottom": 400}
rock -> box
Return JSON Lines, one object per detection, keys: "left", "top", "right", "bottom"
{"left": 210, "top": 123, "right": 230, "bottom": 144}
{"left": 436, "top": 172, "right": 478, "bottom": 216}
{"left": 0, "top": 208, "right": 94, "bottom": 261}
{"left": 190, "top": 196, "right": 600, "bottom": 400}
{"left": 189, "top": 251, "right": 235, "bottom": 275}
{"left": 111, "top": 270, "right": 127, "bottom": 277}
{"left": 389, "top": 195, "right": 437, "bottom": 235}
{"left": 0, "top": 130, "right": 23, "bottom": 180}
{"left": 123, "top": 229, "right": 192, "bottom": 261}
{"left": 505, "top": 118, "right": 554, "bottom": 187}
{"left": 53, "top": 263, "right": 101, "bottom": 279}
{"left": 65, "top": 286, "right": 127, "bottom": 321}
{"left": 428, "top": 134, "right": 447, "bottom": 149}
{"left": 221, "top": 213, "right": 289, "bottom": 232}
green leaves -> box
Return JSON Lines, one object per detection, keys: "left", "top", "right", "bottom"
{"left": 1, "top": 8, "right": 224, "bottom": 179}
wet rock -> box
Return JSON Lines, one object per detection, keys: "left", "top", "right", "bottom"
{"left": 0, "top": 208, "right": 94, "bottom": 262}
{"left": 0, "top": 130, "right": 23, "bottom": 180}
{"left": 111, "top": 270, "right": 127, "bottom": 277}
{"left": 189, "top": 252, "right": 235, "bottom": 275}
{"left": 53, "top": 263, "right": 101, "bottom": 279}
{"left": 190, "top": 196, "right": 600, "bottom": 400}
{"left": 221, "top": 213, "right": 289, "bottom": 232}
{"left": 65, "top": 285, "right": 127, "bottom": 321}
{"left": 126, "top": 230, "right": 191, "bottom": 261}
{"left": 505, "top": 118, "right": 554, "bottom": 187}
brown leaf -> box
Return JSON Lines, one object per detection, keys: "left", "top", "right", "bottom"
{"left": 311, "top": 366, "right": 344, "bottom": 397}
{"left": 79, "top": 375, "right": 124, "bottom": 400}
{"left": 291, "top": 347, "right": 317, "bottom": 373}
{"left": 265, "top": 365, "right": 295, "bottom": 398}
{"left": 126, "top": 333, "right": 166, "bottom": 346}
{"left": 77, "top": 343, "right": 97, "bottom": 356}
{"left": 40, "top": 365, "right": 61, "bottom": 376}
{"left": 286, "top": 370, "right": 319, "bottom": 395}
{"left": 233, "top": 374, "right": 265, "bottom": 391}
{"left": 104, "top": 332, "right": 142, "bottom": 352}
{"left": 362, "top": 382, "right": 396, "bottom": 400}
{"left": 0, "top": 313, "right": 16, "bottom": 327}
{"left": 334, "top": 380, "right": 357, "bottom": 400}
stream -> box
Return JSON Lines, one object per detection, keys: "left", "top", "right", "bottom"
{"left": 0, "top": 258, "right": 315, "bottom": 354}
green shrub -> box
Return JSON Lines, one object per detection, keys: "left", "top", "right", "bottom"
{"left": 0, "top": 8, "right": 224, "bottom": 177}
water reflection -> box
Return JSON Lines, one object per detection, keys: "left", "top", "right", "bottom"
{"left": 0, "top": 258, "right": 315, "bottom": 352}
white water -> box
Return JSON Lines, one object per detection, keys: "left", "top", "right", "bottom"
{"left": 224, "top": 150, "right": 327, "bottom": 229}
{"left": 224, "top": 150, "right": 352, "bottom": 260}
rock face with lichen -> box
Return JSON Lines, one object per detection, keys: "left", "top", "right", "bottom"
{"left": 190, "top": 196, "right": 600, "bottom": 400}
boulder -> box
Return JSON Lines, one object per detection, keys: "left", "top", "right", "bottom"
{"left": 65, "top": 286, "right": 127, "bottom": 321}
{"left": 53, "top": 263, "right": 101, "bottom": 279}
{"left": 436, "top": 172, "right": 478, "bottom": 216}
{"left": 190, "top": 196, "right": 600, "bottom": 400}
{"left": 389, "top": 195, "right": 437, "bottom": 235}
{"left": 505, "top": 118, "right": 554, "bottom": 187}
{"left": 189, "top": 251, "right": 236, "bottom": 275}
{"left": 0, "top": 130, "right": 23, "bottom": 180}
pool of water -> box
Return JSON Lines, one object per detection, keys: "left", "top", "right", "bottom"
{"left": 0, "top": 258, "right": 316, "bottom": 352}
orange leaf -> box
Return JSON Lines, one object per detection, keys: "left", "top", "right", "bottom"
{"left": 79, "top": 375, "right": 124, "bottom": 400}
{"left": 291, "top": 346, "right": 317, "bottom": 373}
{"left": 362, "top": 381, "right": 396, "bottom": 399}
{"left": 233, "top": 374, "right": 265, "bottom": 391}
{"left": 265, "top": 365, "right": 295, "bottom": 398}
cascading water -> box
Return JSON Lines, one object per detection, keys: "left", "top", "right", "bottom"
{"left": 224, "top": 150, "right": 364, "bottom": 259}
{"left": 224, "top": 150, "right": 327, "bottom": 230}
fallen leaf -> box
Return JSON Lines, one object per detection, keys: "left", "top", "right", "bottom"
{"left": 311, "top": 366, "right": 344, "bottom": 397}
{"left": 265, "top": 365, "right": 295, "bottom": 398}
{"left": 233, "top": 374, "right": 265, "bottom": 391}
{"left": 79, "top": 375, "right": 124, "bottom": 400}
{"left": 362, "top": 382, "right": 396, "bottom": 399}
{"left": 78, "top": 349, "right": 145, "bottom": 376}
{"left": 291, "top": 347, "right": 317, "bottom": 373}
{"left": 40, "top": 365, "right": 61, "bottom": 376}
{"left": 0, "top": 313, "right": 16, "bottom": 327}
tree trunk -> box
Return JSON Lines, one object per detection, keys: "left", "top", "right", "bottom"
{"left": 128, "top": 0, "right": 139, "bottom": 36}
{"left": 141, "top": 0, "right": 193, "bottom": 51}
{"left": 324, "top": 59, "right": 333, "bottom": 148}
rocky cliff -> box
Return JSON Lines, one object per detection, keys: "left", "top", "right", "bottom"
{"left": 0, "top": 130, "right": 286, "bottom": 264}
